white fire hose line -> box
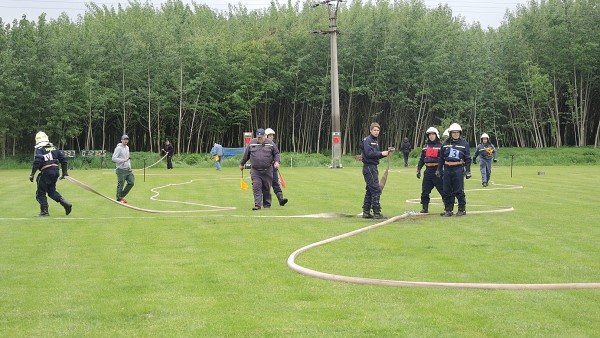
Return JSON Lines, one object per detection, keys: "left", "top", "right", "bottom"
{"left": 132, "top": 154, "right": 169, "bottom": 171}
{"left": 287, "top": 184, "right": 600, "bottom": 290}
{"left": 148, "top": 179, "right": 236, "bottom": 210}
{"left": 65, "top": 176, "right": 235, "bottom": 213}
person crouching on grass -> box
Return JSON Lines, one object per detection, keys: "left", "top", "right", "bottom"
{"left": 239, "top": 128, "right": 281, "bottom": 211}
{"left": 360, "top": 122, "right": 392, "bottom": 219}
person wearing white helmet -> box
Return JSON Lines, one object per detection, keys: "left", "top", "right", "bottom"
{"left": 437, "top": 123, "right": 471, "bottom": 217}
{"left": 265, "top": 128, "right": 288, "bottom": 206}
{"left": 473, "top": 133, "right": 497, "bottom": 187}
{"left": 442, "top": 128, "right": 449, "bottom": 140}
{"left": 29, "top": 131, "right": 72, "bottom": 216}
{"left": 416, "top": 127, "right": 445, "bottom": 213}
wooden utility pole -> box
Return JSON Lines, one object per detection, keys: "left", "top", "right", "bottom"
{"left": 313, "top": 0, "right": 343, "bottom": 168}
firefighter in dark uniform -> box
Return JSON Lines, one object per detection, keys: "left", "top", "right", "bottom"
{"left": 416, "top": 127, "right": 445, "bottom": 214}
{"left": 239, "top": 128, "right": 281, "bottom": 210}
{"left": 437, "top": 123, "right": 471, "bottom": 217}
{"left": 360, "top": 122, "right": 392, "bottom": 219}
{"left": 473, "top": 133, "right": 497, "bottom": 187}
{"left": 29, "top": 131, "right": 72, "bottom": 217}
{"left": 265, "top": 128, "right": 288, "bottom": 206}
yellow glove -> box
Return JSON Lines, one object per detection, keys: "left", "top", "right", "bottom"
{"left": 215, "top": 155, "right": 219, "bottom": 161}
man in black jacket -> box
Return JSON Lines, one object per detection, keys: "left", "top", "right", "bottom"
{"left": 360, "top": 122, "right": 392, "bottom": 219}
{"left": 162, "top": 139, "right": 174, "bottom": 169}
{"left": 29, "top": 131, "right": 72, "bottom": 217}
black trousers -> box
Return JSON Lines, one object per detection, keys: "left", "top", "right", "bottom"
{"left": 362, "top": 164, "right": 381, "bottom": 210}
{"left": 442, "top": 165, "right": 466, "bottom": 206}
{"left": 421, "top": 167, "right": 444, "bottom": 205}
{"left": 36, "top": 167, "right": 62, "bottom": 206}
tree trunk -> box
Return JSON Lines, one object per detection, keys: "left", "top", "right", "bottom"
{"left": 177, "top": 63, "right": 184, "bottom": 154}
{"left": 147, "top": 67, "right": 153, "bottom": 153}
{"left": 552, "top": 74, "right": 562, "bottom": 147}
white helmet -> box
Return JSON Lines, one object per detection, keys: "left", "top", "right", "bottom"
{"left": 481, "top": 133, "right": 489, "bottom": 140}
{"left": 35, "top": 131, "right": 50, "bottom": 148}
{"left": 442, "top": 128, "right": 449, "bottom": 138}
{"left": 425, "top": 127, "right": 439, "bottom": 138}
{"left": 265, "top": 128, "right": 275, "bottom": 136}
{"left": 448, "top": 123, "right": 462, "bottom": 133}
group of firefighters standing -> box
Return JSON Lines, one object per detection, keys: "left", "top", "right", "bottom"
{"left": 361, "top": 122, "right": 497, "bottom": 219}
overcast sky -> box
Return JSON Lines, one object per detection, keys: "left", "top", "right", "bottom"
{"left": 0, "top": 0, "right": 525, "bottom": 29}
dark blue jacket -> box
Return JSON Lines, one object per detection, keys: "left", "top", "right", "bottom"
{"left": 439, "top": 137, "right": 471, "bottom": 172}
{"left": 31, "top": 144, "right": 68, "bottom": 176}
{"left": 417, "top": 138, "right": 443, "bottom": 171}
{"left": 360, "top": 134, "right": 383, "bottom": 166}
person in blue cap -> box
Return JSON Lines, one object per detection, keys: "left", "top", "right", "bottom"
{"left": 112, "top": 134, "right": 135, "bottom": 203}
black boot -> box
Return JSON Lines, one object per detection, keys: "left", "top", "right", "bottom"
{"left": 420, "top": 203, "right": 429, "bottom": 213}
{"left": 372, "top": 206, "right": 385, "bottom": 219}
{"left": 440, "top": 204, "right": 454, "bottom": 217}
{"left": 59, "top": 197, "right": 72, "bottom": 215}
{"left": 276, "top": 192, "right": 288, "bottom": 206}
{"left": 362, "top": 205, "right": 373, "bottom": 219}
{"left": 456, "top": 205, "right": 466, "bottom": 216}
{"left": 39, "top": 204, "right": 49, "bottom": 217}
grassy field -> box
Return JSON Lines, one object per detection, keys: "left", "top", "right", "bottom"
{"left": 1, "top": 163, "right": 599, "bottom": 336}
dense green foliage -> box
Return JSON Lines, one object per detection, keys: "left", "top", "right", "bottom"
{"left": 1, "top": 166, "right": 599, "bottom": 335}
{"left": 1, "top": 0, "right": 599, "bottom": 159}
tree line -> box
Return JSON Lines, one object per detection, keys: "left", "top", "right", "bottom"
{"left": 1, "top": 0, "right": 599, "bottom": 159}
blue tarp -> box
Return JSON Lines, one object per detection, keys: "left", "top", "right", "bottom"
{"left": 223, "top": 147, "right": 245, "bottom": 158}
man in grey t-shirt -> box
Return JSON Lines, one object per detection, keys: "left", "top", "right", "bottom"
{"left": 112, "top": 134, "right": 135, "bottom": 203}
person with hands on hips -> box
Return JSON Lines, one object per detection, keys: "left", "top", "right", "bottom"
{"left": 473, "top": 133, "right": 497, "bottom": 187}
{"left": 416, "top": 127, "right": 445, "bottom": 214}
{"left": 437, "top": 123, "right": 471, "bottom": 217}
{"left": 30, "top": 131, "right": 72, "bottom": 216}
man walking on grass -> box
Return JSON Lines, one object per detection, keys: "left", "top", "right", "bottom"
{"left": 112, "top": 134, "right": 135, "bottom": 204}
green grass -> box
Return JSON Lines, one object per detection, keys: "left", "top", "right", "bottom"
{"left": 0, "top": 164, "right": 599, "bottom": 336}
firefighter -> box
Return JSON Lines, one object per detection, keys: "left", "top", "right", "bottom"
{"left": 437, "top": 123, "right": 471, "bottom": 216}
{"left": 473, "top": 133, "right": 497, "bottom": 187}
{"left": 29, "top": 131, "right": 72, "bottom": 217}
{"left": 416, "top": 127, "right": 445, "bottom": 213}
{"left": 360, "top": 122, "right": 392, "bottom": 219}
{"left": 265, "top": 128, "right": 288, "bottom": 206}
